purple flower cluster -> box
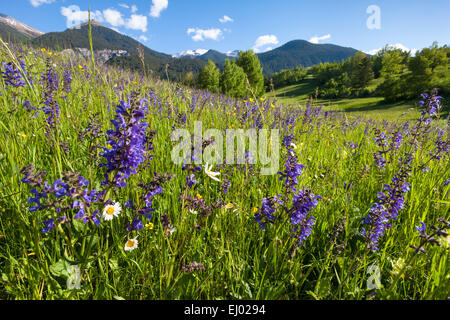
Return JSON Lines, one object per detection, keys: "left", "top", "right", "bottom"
{"left": 219, "top": 178, "right": 231, "bottom": 195}
{"left": 257, "top": 132, "right": 322, "bottom": 246}
{"left": 373, "top": 129, "right": 390, "bottom": 168}
{"left": 20, "top": 165, "right": 104, "bottom": 233}
{"left": 63, "top": 69, "right": 72, "bottom": 94}
{"left": 362, "top": 156, "right": 412, "bottom": 250}
{"left": 41, "top": 59, "right": 60, "bottom": 135}
{"left": 255, "top": 195, "right": 283, "bottom": 230}
{"left": 186, "top": 173, "right": 197, "bottom": 188}
{"left": 100, "top": 97, "right": 153, "bottom": 187}
{"left": 419, "top": 89, "right": 442, "bottom": 120}
{"left": 429, "top": 128, "right": 449, "bottom": 160}
{"left": 389, "top": 130, "right": 405, "bottom": 153}
{"left": 415, "top": 222, "right": 426, "bottom": 236}
{"left": 289, "top": 188, "right": 321, "bottom": 246}
{"left": 1, "top": 60, "right": 26, "bottom": 88}
{"left": 278, "top": 134, "right": 305, "bottom": 193}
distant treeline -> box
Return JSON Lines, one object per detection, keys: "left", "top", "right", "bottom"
{"left": 185, "top": 50, "right": 265, "bottom": 98}
{"left": 263, "top": 43, "right": 450, "bottom": 102}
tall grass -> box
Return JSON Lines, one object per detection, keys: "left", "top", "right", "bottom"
{"left": 0, "top": 42, "right": 448, "bottom": 300}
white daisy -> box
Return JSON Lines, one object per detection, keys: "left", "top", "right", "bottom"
{"left": 102, "top": 202, "right": 122, "bottom": 221}
{"left": 168, "top": 225, "right": 177, "bottom": 235}
{"left": 124, "top": 236, "right": 138, "bottom": 252}
{"left": 204, "top": 163, "right": 221, "bottom": 182}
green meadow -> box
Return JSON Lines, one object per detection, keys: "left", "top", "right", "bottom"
{"left": 0, "top": 40, "right": 448, "bottom": 301}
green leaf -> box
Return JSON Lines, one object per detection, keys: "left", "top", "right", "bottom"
{"left": 49, "top": 259, "right": 71, "bottom": 278}
{"left": 72, "top": 219, "right": 85, "bottom": 233}
{"left": 108, "top": 258, "right": 119, "bottom": 271}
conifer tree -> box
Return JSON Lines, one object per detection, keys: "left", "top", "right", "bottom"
{"left": 197, "top": 60, "right": 220, "bottom": 92}
{"left": 236, "top": 50, "right": 265, "bottom": 97}
{"left": 220, "top": 59, "right": 247, "bottom": 98}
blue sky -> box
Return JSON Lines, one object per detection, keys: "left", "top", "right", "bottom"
{"left": 1, "top": 0, "right": 449, "bottom": 55}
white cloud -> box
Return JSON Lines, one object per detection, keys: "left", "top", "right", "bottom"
{"left": 61, "top": 5, "right": 104, "bottom": 28}
{"left": 139, "top": 35, "right": 148, "bottom": 42}
{"left": 308, "top": 34, "right": 331, "bottom": 44}
{"left": 101, "top": 9, "right": 147, "bottom": 32}
{"left": 187, "top": 28, "right": 223, "bottom": 42}
{"left": 119, "top": 3, "right": 138, "bottom": 13}
{"left": 252, "top": 35, "right": 279, "bottom": 53}
{"left": 364, "top": 43, "right": 418, "bottom": 56}
{"left": 103, "top": 8, "right": 125, "bottom": 27}
{"left": 219, "top": 15, "right": 233, "bottom": 23}
{"left": 126, "top": 14, "right": 148, "bottom": 32}
{"left": 30, "top": 0, "right": 55, "bottom": 7}
{"left": 365, "top": 48, "right": 382, "bottom": 56}
{"left": 150, "top": 0, "right": 168, "bottom": 18}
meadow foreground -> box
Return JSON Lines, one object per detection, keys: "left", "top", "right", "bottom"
{"left": 0, "top": 43, "right": 448, "bottom": 300}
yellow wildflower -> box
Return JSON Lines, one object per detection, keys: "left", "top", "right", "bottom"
{"left": 225, "top": 203, "right": 234, "bottom": 210}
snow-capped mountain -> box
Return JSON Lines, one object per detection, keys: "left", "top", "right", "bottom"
{"left": 226, "top": 50, "right": 240, "bottom": 57}
{"left": 0, "top": 13, "right": 43, "bottom": 38}
{"left": 172, "top": 49, "right": 208, "bottom": 58}
{"left": 173, "top": 48, "right": 240, "bottom": 59}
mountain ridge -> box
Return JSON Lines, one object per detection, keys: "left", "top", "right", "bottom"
{"left": 30, "top": 23, "right": 206, "bottom": 81}
{"left": 173, "top": 40, "right": 359, "bottom": 74}
{"left": 0, "top": 13, "right": 44, "bottom": 42}
{"left": 0, "top": 13, "right": 360, "bottom": 77}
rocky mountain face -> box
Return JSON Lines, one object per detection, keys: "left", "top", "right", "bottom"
{"left": 61, "top": 48, "right": 129, "bottom": 63}
{"left": 0, "top": 13, "right": 43, "bottom": 38}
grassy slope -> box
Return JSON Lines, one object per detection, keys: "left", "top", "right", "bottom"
{"left": 266, "top": 77, "right": 422, "bottom": 121}
{"left": 266, "top": 65, "right": 450, "bottom": 121}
